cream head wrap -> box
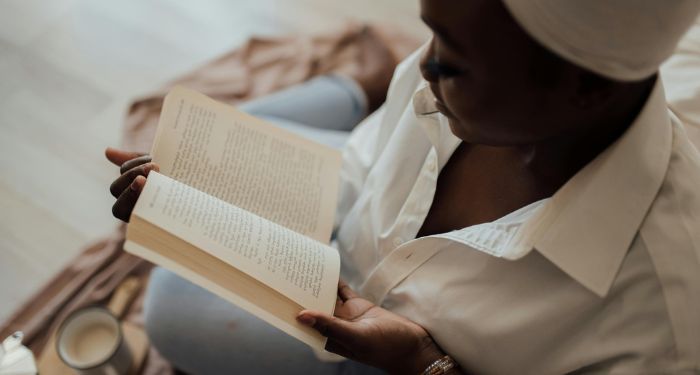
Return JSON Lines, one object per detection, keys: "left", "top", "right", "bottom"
{"left": 501, "top": 0, "right": 700, "bottom": 81}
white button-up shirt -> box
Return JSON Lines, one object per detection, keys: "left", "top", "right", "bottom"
{"left": 335, "top": 46, "right": 700, "bottom": 374}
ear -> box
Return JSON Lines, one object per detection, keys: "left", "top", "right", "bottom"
{"left": 571, "top": 71, "right": 615, "bottom": 110}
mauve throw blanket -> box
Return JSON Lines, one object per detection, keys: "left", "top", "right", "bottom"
{"left": 0, "top": 24, "right": 420, "bottom": 374}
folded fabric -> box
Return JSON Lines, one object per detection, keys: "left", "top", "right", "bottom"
{"left": 503, "top": 0, "right": 700, "bottom": 81}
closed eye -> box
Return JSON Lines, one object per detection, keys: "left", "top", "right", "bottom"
{"left": 422, "top": 57, "right": 463, "bottom": 78}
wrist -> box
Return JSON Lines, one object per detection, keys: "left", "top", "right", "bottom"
{"left": 420, "top": 355, "right": 460, "bottom": 375}
{"left": 404, "top": 336, "right": 447, "bottom": 375}
{"left": 413, "top": 338, "right": 462, "bottom": 375}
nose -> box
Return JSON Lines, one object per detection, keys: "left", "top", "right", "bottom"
{"left": 420, "top": 39, "right": 439, "bottom": 83}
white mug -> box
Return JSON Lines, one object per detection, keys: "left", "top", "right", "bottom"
{"left": 56, "top": 307, "right": 131, "bottom": 375}
{"left": 0, "top": 332, "right": 38, "bottom": 375}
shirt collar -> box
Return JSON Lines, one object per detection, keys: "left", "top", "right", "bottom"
{"left": 413, "top": 83, "right": 443, "bottom": 146}
{"left": 414, "top": 79, "right": 673, "bottom": 298}
{"left": 413, "top": 84, "right": 462, "bottom": 165}
{"left": 529, "top": 79, "right": 673, "bottom": 297}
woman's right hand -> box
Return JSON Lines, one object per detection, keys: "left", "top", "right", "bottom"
{"left": 105, "top": 147, "right": 159, "bottom": 222}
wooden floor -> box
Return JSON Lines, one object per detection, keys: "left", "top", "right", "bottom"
{"left": 0, "top": 0, "right": 428, "bottom": 323}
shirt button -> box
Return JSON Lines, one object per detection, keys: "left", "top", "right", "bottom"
{"left": 392, "top": 237, "right": 403, "bottom": 247}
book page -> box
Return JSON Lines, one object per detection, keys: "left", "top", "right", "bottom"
{"left": 131, "top": 171, "right": 340, "bottom": 313}
{"left": 124, "top": 230, "right": 327, "bottom": 349}
{"left": 150, "top": 86, "right": 341, "bottom": 243}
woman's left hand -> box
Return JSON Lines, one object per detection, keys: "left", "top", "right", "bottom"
{"left": 296, "top": 281, "right": 450, "bottom": 374}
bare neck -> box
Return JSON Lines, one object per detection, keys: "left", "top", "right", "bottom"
{"left": 517, "top": 76, "right": 657, "bottom": 195}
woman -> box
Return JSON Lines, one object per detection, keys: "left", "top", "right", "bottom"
{"left": 107, "top": 0, "right": 700, "bottom": 373}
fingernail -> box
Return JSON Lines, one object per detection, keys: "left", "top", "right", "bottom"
{"left": 297, "top": 314, "right": 316, "bottom": 326}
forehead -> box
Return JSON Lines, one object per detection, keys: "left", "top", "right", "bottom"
{"left": 420, "top": 0, "right": 542, "bottom": 56}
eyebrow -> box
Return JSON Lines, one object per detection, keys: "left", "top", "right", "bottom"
{"left": 420, "top": 15, "right": 463, "bottom": 51}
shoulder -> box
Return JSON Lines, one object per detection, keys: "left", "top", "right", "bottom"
{"left": 635, "top": 114, "right": 700, "bottom": 369}
{"left": 642, "top": 115, "right": 700, "bottom": 255}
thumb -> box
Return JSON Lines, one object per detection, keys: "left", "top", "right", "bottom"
{"left": 105, "top": 147, "right": 147, "bottom": 167}
{"left": 297, "top": 310, "right": 358, "bottom": 345}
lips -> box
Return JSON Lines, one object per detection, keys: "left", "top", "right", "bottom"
{"left": 429, "top": 83, "right": 454, "bottom": 118}
{"left": 433, "top": 95, "right": 454, "bottom": 118}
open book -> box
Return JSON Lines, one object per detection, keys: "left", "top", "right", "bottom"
{"left": 124, "top": 86, "right": 342, "bottom": 349}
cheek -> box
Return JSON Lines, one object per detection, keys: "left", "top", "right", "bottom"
{"left": 440, "top": 81, "right": 502, "bottom": 143}
{"left": 439, "top": 78, "right": 498, "bottom": 134}
{"left": 440, "top": 78, "right": 481, "bottom": 120}
{"left": 439, "top": 77, "right": 555, "bottom": 145}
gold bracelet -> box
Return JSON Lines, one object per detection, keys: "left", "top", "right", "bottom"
{"left": 421, "top": 355, "right": 457, "bottom": 375}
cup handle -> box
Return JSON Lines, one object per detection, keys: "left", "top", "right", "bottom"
{"left": 107, "top": 277, "right": 141, "bottom": 318}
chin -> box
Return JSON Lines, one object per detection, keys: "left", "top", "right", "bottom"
{"left": 447, "top": 118, "right": 485, "bottom": 143}
{"left": 447, "top": 118, "right": 523, "bottom": 146}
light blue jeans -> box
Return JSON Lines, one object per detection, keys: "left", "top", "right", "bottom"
{"left": 143, "top": 76, "right": 385, "bottom": 375}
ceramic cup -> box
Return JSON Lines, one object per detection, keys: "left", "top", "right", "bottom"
{"left": 56, "top": 307, "right": 131, "bottom": 375}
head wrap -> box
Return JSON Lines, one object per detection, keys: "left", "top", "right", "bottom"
{"left": 501, "top": 0, "right": 700, "bottom": 81}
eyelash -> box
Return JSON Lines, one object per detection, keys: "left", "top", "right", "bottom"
{"left": 423, "top": 57, "right": 462, "bottom": 78}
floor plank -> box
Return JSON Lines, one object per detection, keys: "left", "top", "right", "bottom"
{"left": 0, "top": 181, "right": 87, "bottom": 322}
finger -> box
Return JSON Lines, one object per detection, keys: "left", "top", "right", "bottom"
{"left": 335, "top": 297, "right": 344, "bottom": 312}
{"left": 338, "top": 279, "right": 359, "bottom": 302}
{"left": 120, "top": 155, "right": 153, "bottom": 174}
{"left": 297, "top": 311, "right": 358, "bottom": 346}
{"left": 112, "top": 176, "right": 146, "bottom": 222}
{"left": 332, "top": 298, "right": 359, "bottom": 321}
{"left": 110, "top": 163, "right": 159, "bottom": 198}
{"left": 105, "top": 148, "right": 147, "bottom": 167}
